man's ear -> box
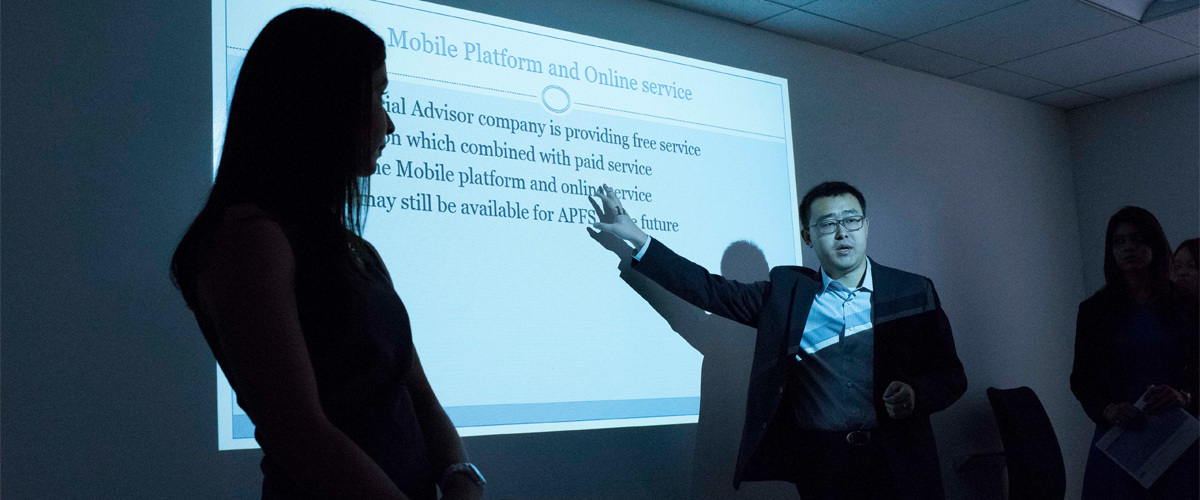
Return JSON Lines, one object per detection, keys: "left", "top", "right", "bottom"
{"left": 801, "top": 228, "right": 812, "bottom": 247}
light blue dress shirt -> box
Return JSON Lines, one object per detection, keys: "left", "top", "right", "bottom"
{"left": 633, "top": 237, "right": 877, "bottom": 430}
{"left": 790, "top": 261, "right": 877, "bottom": 431}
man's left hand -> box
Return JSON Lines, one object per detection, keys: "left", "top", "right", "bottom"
{"left": 883, "top": 381, "right": 915, "bottom": 420}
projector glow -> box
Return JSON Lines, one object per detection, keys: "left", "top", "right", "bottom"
{"left": 212, "top": 0, "right": 799, "bottom": 450}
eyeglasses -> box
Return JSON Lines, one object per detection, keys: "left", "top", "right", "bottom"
{"left": 808, "top": 216, "right": 866, "bottom": 235}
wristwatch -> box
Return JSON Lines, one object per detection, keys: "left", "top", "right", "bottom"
{"left": 438, "top": 462, "right": 486, "bottom": 490}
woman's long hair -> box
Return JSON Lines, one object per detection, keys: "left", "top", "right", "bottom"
{"left": 1102, "top": 206, "right": 1172, "bottom": 296}
{"left": 172, "top": 8, "right": 385, "bottom": 310}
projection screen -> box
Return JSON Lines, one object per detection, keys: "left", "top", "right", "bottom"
{"left": 213, "top": 0, "right": 799, "bottom": 450}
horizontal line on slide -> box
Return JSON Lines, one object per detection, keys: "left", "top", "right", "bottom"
{"left": 444, "top": 396, "right": 700, "bottom": 427}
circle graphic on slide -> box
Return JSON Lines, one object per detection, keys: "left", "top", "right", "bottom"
{"left": 541, "top": 85, "right": 571, "bottom": 113}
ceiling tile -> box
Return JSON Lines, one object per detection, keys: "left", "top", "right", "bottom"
{"left": 1030, "top": 89, "right": 1106, "bottom": 109}
{"left": 862, "top": 41, "right": 988, "bottom": 78}
{"left": 1142, "top": 0, "right": 1199, "bottom": 22}
{"left": 953, "top": 67, "right": 1063, "bottom": 98}
{"left": 1075, "top": 54, "right": 1199, "bottom": 98}
{"left": 650, "top": 0, "right": 792, "bottom": 25}
{"left": 1084, "top": 0, "right": 1154, "bottom": 20}
{"left": 1143, "top": 8, "right": 1200, "bottom": 46}
{"left": 999, "top": 26, "right": 1198, "bottom": 87}
{"left": 798, "top": 0, "right": 1025, "bottom": 39}
{"left": 755, "top": 9, "right": 898, "bottom": 53}
{"left": 909, "top": 0, "right": 1134, "bottom": 65}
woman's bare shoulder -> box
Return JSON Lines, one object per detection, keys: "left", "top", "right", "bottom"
{"left": 200, "top": 204, "right": 295, "bottom": 292}
{"left": 355, "top": 237, "right": 393, "bottom": 283}
{"left": 215, "top": 204, "right": 288, "bottom": 246}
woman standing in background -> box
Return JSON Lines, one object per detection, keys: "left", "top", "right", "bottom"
{"left": 171, "top": 9, "right": 483, "bottom": 499}
{"left": 1071, "top": 206, "right": 1198, "bottom": 500}
{"left": 1172, "top": 238, "right": 1198, "bottom": 304}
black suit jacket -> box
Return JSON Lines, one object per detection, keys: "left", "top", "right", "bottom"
{"left": 1070, "top": 286, "right": 1200, "bottom": 426}
{"left": 631, "top": 239, "right": 967, "bottom": 496}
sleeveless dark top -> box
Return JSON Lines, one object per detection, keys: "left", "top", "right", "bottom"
{"left": 193, "top": 212, "right": 436, "bottom": 500}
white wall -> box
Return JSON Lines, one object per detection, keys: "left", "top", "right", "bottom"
{"left": 3, "top": 0, "right": 1106, "bottom": 498}
{"left": 1069, "top": 78, "right": 1200, "bottom": 296}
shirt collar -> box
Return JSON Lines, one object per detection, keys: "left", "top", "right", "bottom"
{"left": 819, "top": 259, "right": 873, "bottom": 293}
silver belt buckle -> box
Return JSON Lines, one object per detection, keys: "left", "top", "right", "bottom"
{"left": 845, "top": 430, "right": 871, "bottom": 446}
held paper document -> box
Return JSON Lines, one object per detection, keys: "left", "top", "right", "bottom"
{"left": 1096, "top": 388, "right": 1199, "bottom": 489}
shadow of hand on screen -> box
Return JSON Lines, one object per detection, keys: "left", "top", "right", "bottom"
{"left": 586, "top": 232, "right": 769, "bottom": 499}
{"left": 586, "top": 227, "right": 635, "bottom": 263}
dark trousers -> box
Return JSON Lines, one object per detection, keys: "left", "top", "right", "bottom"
{"left": 792, "top": 429, "right": 899, "bottom": 500}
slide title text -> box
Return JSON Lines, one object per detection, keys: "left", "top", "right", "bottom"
{"left": 388, "top": 29, "right": 695, "bottom": 101}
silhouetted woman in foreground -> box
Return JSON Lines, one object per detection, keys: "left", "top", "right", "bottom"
{"left": 1071, "top": 206, "right": 1197, "bottom": 500}
{"left": 171, "top": 9, "right": 482, "bottom": 499}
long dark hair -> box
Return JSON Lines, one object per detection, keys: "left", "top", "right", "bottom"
{"left": 1102, "top": 206, "right": 1172, "bottom": 295}
{"left": 172, "top": 8, "right": 385, "bottom": 310}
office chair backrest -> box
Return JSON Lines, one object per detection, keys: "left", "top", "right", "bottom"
{"left": 986, "top": 386, "right": 1066, "bottom": 500}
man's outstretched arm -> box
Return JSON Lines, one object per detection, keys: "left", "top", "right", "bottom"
{"left": 589, "top": 185, "right": 770, "bottom": 328}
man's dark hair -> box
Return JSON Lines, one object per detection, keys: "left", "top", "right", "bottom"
{"left": 799, "top": 181, "right": 867, "bottom": 228}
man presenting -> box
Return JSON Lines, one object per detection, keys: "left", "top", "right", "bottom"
{"left": 589, "top": 181, "right": 966, "bottom": 499}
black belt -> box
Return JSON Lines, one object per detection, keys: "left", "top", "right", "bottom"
{"left": 845, "top": 430, "right": 872, "bottom": 446}
{"left": 797, "top": 429, "right": 875, "bottom": 447}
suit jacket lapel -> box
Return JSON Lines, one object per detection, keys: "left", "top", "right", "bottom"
{"left": 868, "top": 258, "right": 896, "bottom": 318}
{"left": 786, "top": 269, "right": 821, "bottom": 358}
{"left": 871, "top": 259, "right": 926, "bottom": 325}
{"left": 869, "top": 258, "right": 901, "bottom": 407}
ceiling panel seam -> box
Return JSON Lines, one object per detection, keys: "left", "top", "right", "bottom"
{"left": 1030, "top": 87, "right": 1106, "bottom": 101}
{"left": 993, "top": 25, "right": 1169, "bottom": 68}
{"left": 752, "top": 8, "right": 901, "bottom": 51}
{"left": 1140, "top": 24, "right": 1200, "bottom": 46}
{"left": 891, "top": 40, "right": 995, "bottom": 67}
{"left": 754, "top": 8, "right": 794, "bottom": 26}
{"left": 954, "top": 65, "right": 1071, "bottom": 90}
{"left": 763, "top": 0, "right": 816, "bottom": 9}
{"left": 1068, "top": 53, "right": 1200, "bottom": 88}
{"left": 801, "top": 0, "right": 1036, "bottom": 43}
{"left": 1072, "top": 0, "right": 1140, "bottom": 22}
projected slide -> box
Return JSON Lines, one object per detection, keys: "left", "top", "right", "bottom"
{"left": 212, "top": 0, "right": 798, "bottom": 450}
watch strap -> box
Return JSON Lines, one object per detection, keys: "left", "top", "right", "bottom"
{"left": 438, "top": 462, "right": 486, "bottom": 489}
